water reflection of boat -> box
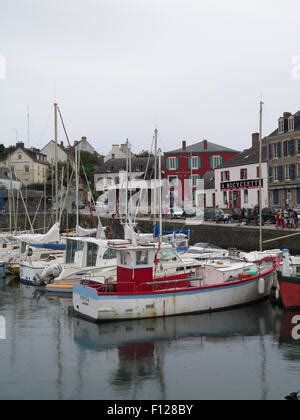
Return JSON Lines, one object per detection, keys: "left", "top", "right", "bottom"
{"left": 73, "top": 301, "right": 278, "bottom": 352}
{"left": 19, "top": 283, "right": 45, "bottom": 300}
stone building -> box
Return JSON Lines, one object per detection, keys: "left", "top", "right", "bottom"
{"left": 267, "top": 111, "right": 300, "bottom": 209}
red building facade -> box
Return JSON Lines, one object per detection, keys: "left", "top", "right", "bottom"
{"left": 164, "top": 140, "right": 239, "bottom": 198}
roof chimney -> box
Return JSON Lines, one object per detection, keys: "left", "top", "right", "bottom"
{"left": 252, "top": 133, "right": 260, "bottom": 149}
{"left": 283, "top": 112, "right": 292, "bottom": 119}
{"left": 203, "top": 140, "right": 208, "bottom": 150}
{"left": 16, "top": 142, "right": 25, "bottom": 149}
{"left": 182, "top": 140, "right": 187, "bottom": 151}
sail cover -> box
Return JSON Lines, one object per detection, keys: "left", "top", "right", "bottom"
{"left": 76, "top": 225, "right": 97, "bottom": 237}
{"left": 14, "top": 223, "right": 60, "bottom": 244}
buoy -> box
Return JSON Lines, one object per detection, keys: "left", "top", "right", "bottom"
{"left": 258, "top": 278, "right": 265, "bottom": 295}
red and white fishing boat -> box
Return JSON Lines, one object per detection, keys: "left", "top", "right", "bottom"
{"left": 277, "top": 249, "right": 300, "bottom": 309}
{"left": 73, "top": 240, "right": 280, "bottom": 322}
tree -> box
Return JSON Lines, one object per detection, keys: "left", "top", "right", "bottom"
{"left": 135, "top": 150, "right": 154, "bottom": 158}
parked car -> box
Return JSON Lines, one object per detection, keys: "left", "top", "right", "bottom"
{"left": 167, "top": 207, "right": 185, "bottom": 219}
{"left": 204, "top": 208, "right": 218, "bottom": 222}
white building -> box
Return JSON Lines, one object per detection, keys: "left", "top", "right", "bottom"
{"left": 41, "top": 140, "right": 69, "bottom": 164}
{"left": 74, "top": 137, "right": 96, "bottom": 154}
{"left": 104, "top": 144, "right": 134, "bottom": 163}
{"left": 214, "top": 134, "right": 269, "bottom": 210}
{"left": 95, "top": 157, "right": 154, "bottom": 190}
{"left": 0, "top": 168, "right": 21, "bottom": 190}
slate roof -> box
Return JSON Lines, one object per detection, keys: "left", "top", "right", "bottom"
{"left": 268, "top": 111, "right": 300, "bottom": 137}
{"left": 95, "top": 157, "right": 156, "bottom": 174}
{"left": 166, "top": 140, "right": 238, "bottom": 154}
{"left": 219, "top": 145, "right": 267, "bottom": 169}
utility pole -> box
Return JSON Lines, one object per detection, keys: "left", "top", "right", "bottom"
{"left": 54, "top": 103, "right": 59, "bottom": 223}
{"left": 259, "top": 101, "right": 264, "bottom": 252}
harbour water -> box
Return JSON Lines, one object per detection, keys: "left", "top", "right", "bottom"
{"left": 0, "top": 278, "right": 299, "bottom": 400}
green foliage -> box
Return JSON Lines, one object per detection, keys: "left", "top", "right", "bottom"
{"left": 79, "top": 151, "right": 104, "bottom": 190}
{"left": 0, "top": 144, "right": 16, "bottom": 161}
{"left": 135, "top": 150, "right": 154, "bottom": 158}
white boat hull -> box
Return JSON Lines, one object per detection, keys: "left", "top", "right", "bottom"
{"left": 19, "top": 263, "right": 45, "bottom": 285}
{"left": 73, "top": 273, "right": 274, "bottom": 322}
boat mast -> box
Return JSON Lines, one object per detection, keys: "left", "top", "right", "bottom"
{"left": 259, "top": 101, "right": 264, "bottom": 252}
{"left": 54, "top": 103, "right": 59, "bottom": 223}
{"left": 27, "top": 105, "right": 30, "bottom": 148}
{"left": 75, "top": 145, "right": 80, "bottom": 235}
{"left": 153, "top": 128, "right": 158, "bottom": 226}
{"left": 158, "top": 148, "right": 163, "bottom": 245}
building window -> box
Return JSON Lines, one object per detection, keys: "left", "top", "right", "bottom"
{"left": 223, "top": 192, "right": 228, "bottom": 205}
{"left": 257, "top": 167, "right": 261, "bottom": 178}
{"left": 289, "top": 140, "right": 296, "bottom": 156}
{"left": 268, "top": 167, "right": 273, "bottom": 182}
{"left": 297, "top": 188, "right": 300, "bottom": 205}
{"left": 274, "top": 143, "right": 282, "bottom": 159}
{"left": 283, "top": 140, "right": 295, "bottom": 157}
{"left": 274, "top": 166, "right": 284, "bottom": 182}
{"left": 168, "top": 157, "right": 178, "bottom": 170}
{"left": 273, "top": 190, "right": 280, "bottom": 206}
{"left": 221, "top": 171, "right": 230, "bottom": 182}
{"left": 191, "top": 156, "right": 200, "bottom": 170}
{"left": 288, "top": 164, "right": 296, "bottom": 180}
{"left": 18, "top": 154, "right": 22, "bottom": 160}
{"left": 288, "top": 116, "right": 295, "bottom": 132}
{"left": 278, "top": 118, "right": 284, "bottom": 134}
{"left": 210, "top": 156, "right": 222, "bottom": 169}
{"left": 283, "top": 141, "right": 289, "bottom": 157}
{"left": 240, "top": 169, "right": 248, "bottom": 180}
{"left": 24, "top": 165, "right": 29, "bottom": 173}
{"left": 244, "top": 190, "right": 249, "bottom": 204}
{"left": 268, "top": 144, "right": 273, "bottom": 160}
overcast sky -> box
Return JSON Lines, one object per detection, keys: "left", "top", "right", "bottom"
{"left": 0, "top": 0, "right": 300, "bottom": 154}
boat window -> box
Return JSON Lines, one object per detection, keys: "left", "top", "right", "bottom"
{"left": 159, "top": 248, "right": 181, "bottom": 262}
{"left": 296, "top": 266, "right": 300, "bottom": 277}
{"left": 87, "top": 242, "right": 98, "bottom": 267}
{"left": 103, "top": 248, "right": 117, "bottom": 260}
{"left": 120, "top": 251, "right": 127, "bottom": 265}
{"left": 66, "top": 240, "right": 84, "bottom": 264}
{"left": 136, "top": 250, "right": 148, "bottom": 265}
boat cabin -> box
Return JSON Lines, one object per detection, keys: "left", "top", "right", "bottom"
{"left": 63, "top": 237, "right": 127, "bottom": 269}
{"left": 109, "top": 242, "right": 196, "bottom": 293}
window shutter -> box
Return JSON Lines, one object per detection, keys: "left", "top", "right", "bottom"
{"left": 210, "top": 156, "right": 214, "bottom": 169}
{"left": 219, "top": 156, "right": 223, "bottom": 167}
{"left": 188, "top": 157, "right": 191, "bottom": 169}
{"left": 198, "top": 157, "right": 201, "bottom": 168}
{"left": 166, "top": 158, "right": 170, "bottom": 170}
{"left": 176, "top": 158, "right": 179, "bottom": 170}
